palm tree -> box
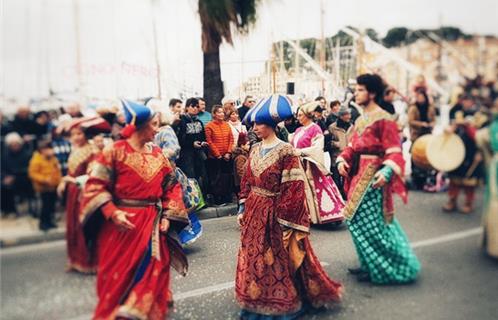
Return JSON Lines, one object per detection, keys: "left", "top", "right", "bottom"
{"left": 198, "top": 0, "right": 258, "bottom": 110}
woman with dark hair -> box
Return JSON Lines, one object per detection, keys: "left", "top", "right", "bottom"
{"left": 205, "top": 105, "right": 234, "bottom": 205}
{"left": 408, "top": 89, "right": 436, "bottom": 189}
{"left": 57, "top": 116, "right": 110, "bottom": 273}
{"left": 237, "top": 95, "right": 342, "bottom": 319}
{"left": 227, "top": 108, "right": 248, "bottom": 149}
{"left": 80, "top": 100, "right": 188, "bottom": 319}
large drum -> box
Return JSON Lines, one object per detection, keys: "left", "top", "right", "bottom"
{"left": 411, "top": 133, "right": 465, "bottom": 172}
{"left": 411, "top": 134, "right": 433, "bottom": 170}
{"left": 427, "top": 133, "right": 465, "bottom": 172}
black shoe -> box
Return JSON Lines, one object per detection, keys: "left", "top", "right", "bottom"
{"left": 39, "top": 223, "right": 51, "bottom": 231}
{"left": 348, "top": 267, "right": 366, "bottom": 275}
{"left": 356, "top": 272, "right": 371, "bottom": 282}
{"left": 48, "top": 221, "right": 58, "bottom": 229}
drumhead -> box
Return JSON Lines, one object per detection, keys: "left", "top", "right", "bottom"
{"left": 427, "top": 133, "right": 465, "bottom": 172}
{"left": 411, "top": 134, "right": 433, "bottom": 170}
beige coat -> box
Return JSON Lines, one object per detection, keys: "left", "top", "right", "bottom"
{"left": 328, "top": 122, "right": 353, "bottom": 162}
{"left": 407, "top": 104, "right": 436, "bottom": 141}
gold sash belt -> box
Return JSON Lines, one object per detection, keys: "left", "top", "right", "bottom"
{"left": 251, "top": 187, "right": 280, "bottom": 198}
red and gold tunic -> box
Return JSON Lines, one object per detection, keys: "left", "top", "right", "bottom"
{"left": 80, "top": 140, "right": 188, "bottom": 320}
{"left": 236, "top": 142, "right": 342, "bottom": 315}
{"left": 338, "top": 110, "right": 407, "bottom": 221}
{"left": 65, "top": 143, "right": 97, "bottom": 273}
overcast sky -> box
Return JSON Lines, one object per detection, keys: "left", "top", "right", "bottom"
{"left": 2, "top": 0, "right": 497, "bottom": 100}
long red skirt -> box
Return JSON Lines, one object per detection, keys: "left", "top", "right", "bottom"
{"left": 236, "top": 193, "right": 342, "bottom": 315}
{"left": 65, "top": 183, "right": 96, "bottom": 273}
{"left": 93, "top": 206, "right": 172, "bottom": 320}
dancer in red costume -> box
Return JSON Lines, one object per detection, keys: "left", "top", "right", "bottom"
{"left": 57, "top": 116, "right": 110, "bottom": 273}
{"left": 80, "top": 100, "right": 188, "bottom": 319}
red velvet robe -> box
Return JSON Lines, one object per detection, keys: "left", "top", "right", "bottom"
{"left": 80, "top": 140, "right": 188, "bottom": 320}
{"left": 65, "top": 143, "right": 97, "bottom": 273}
{"left": 337, "top": 110, "right": 407, "bottom": 221}
{"left": 236, "top": 142, "right": 342, "bottom": 315}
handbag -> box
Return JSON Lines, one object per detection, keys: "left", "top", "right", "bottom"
{"left": 184, "top": 178, "right": 205, "bottom": 210}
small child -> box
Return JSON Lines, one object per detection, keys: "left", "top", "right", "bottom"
{"left": 28, "top": 140, "right": 62, "bottom": 230}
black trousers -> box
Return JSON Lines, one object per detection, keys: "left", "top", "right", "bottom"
{"left": 1, "top": 187, "right": 16, "bottom": 213}
{"left": 40, "top": 191, "right": 57, "bottom": 226}
{"left": 178, "top": 149, "right": 209, "bottom": 196}
{"left": 207, "top": 158, "right": 234, "bottom": 204}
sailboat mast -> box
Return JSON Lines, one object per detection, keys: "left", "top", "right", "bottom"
{"left": 150, "top": 0, "right": 162, "bottom": 99}
{"left": 319, "top": 0, "right": 325, "bottom": 94}
{"left": 73, "top": 0, "right": 83, "bottom": 94}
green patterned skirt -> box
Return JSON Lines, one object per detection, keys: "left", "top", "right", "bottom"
{"left": 347, "top": 186, "right": 420, "bottom": 284}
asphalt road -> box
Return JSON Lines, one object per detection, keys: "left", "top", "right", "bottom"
{"left": 1, "top": 190, "right": 497, "bottom": 320}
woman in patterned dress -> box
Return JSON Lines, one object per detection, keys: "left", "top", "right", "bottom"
{"left": 236, "top": 95, "right": 342, "bottom": 319}
{"left": 57, "top": 117, "right": 109, "bottom": 273}
{"left": 291, "top": 102, "right": 345, "bottom": 225}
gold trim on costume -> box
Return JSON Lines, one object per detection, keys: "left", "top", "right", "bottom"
{"left": 354, "top": 110, "right": 394, "bottom": 136}
{"left": 80, "top": 193, "right": 112, "bottom": 223}
{"left": 90, "top": 163, "right": 112, "bottom": 181}
{"left": 67, "top": 144, "right": 95, "bottom": 175}
{"left": 251, "top": 186, "right": 280, "bottom": 198}
{"left": 163, "top": 209, "right": 189, "bottom": 223}
{"left": 281, "top": 167, "right": 305, "bottom": 183}
{"left": 123, "top": 151, "right": 165, "bottom": 183}
{"left": 277, "top": 218, "right": 310, "bottom": 233}
{"left": 151, "top": 213, "right": 161, "bottom": 260}
{"left": 385, "top": 147, "right": 402, "bottom": 154}
{"left": 342, "top": 163, "right": 378, "bottom": 220}
{"left": 250, "top": 142, "right": 290, "bottom": 177}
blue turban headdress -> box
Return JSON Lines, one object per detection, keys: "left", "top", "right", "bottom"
{"left": 120, "top": 99, "right": 155, "bottom": 138}
{"left": 243, "top": 94, "right": 293, "bottom": 127}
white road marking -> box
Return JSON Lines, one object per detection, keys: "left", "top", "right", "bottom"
{"left": 65, "top": 227, "right": 483, "bottom": 319}
{"left": 0, "top": 217, "right": 239, "bottom": 256}
{"left": 0, "top": 239, "right": 65, "bottom": 256}
{"left": 412, "top": 227, "right": 482, "bottom": 248}
{"left": 175, "top": 281, "right": 235, "bottom": 300}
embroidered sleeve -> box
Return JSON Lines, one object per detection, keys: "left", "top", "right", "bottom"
{"left": 80, "top": 144, "right": 116, "bottom": 222}
{"left": 276, "top": 149, "right": 310, "bottom": 233}
{"left": 380, "top": 120, "right": 404, "bottom": 177}
{"left": 238, "top": 149, "right": 253, "bottom": 205}
{"left": 380, "top": 119, "right": 408, "bottom": 203}
{"left": 337, "top": 132, "right": 355, "bottom": 166}
{"left": 299, "top": 131, "right": 324, "bottom": 157}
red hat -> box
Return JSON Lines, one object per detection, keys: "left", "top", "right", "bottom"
{"left": 66, "top": 116, "right": 111, "bottom": 136}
